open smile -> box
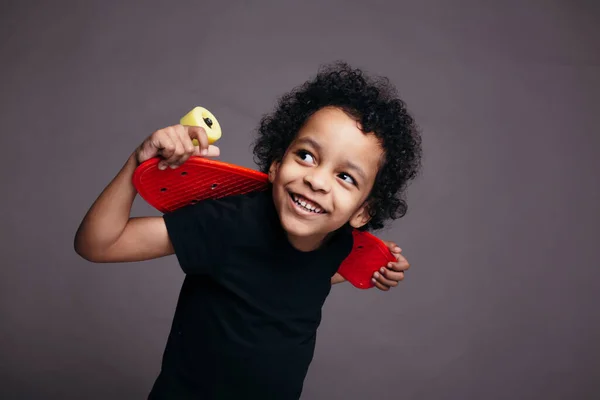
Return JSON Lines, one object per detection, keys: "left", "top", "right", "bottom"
{"left": 288, "top": 192, "right": 327, "bottom": 214}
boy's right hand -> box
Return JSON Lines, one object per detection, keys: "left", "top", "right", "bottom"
{"left": 135, "top": 124, "right": 221, "bottom": 170}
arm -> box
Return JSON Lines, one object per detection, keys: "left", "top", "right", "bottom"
{"left": 74, "top": 124, "right": 218, "bottom": 263}
{"left": 331, "top": 273, "right": 346, "bottom": 284}
{"left": 74, "top": 153, "right": 173, "bottom": 262}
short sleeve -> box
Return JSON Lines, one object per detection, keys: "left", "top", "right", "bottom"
{"left": 163, "top": 199, "right": 230, "bottom": 276}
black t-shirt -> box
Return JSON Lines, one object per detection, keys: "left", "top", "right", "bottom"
{"left": 147, "top": 189, "right": 353, "bottom": 399}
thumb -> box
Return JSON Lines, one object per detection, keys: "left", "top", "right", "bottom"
{"left": 136, "top": 145, "right": 154, "bottom": 164}
{"left": 136, "top": 138, "right": 161, "bottom": 164}
{"left": 384, "top": 240, "right": 401, "bottom": 253}
{"left": 204, "top": 145, "right": 220, "bottom": 158}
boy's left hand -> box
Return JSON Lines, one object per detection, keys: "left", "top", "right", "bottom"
{"left": 371, "top": 241, "right": 410, "bottom": 291}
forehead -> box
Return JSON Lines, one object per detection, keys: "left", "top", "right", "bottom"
{"left": 294, "top": 107, "right": 384, "bottom": 174}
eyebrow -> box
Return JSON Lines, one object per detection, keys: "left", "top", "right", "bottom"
{"left": 342, "top": 160, "right": 367, "bottom": 182}
{"left": 295, "top": 137, "right": 368, "bottom": 182}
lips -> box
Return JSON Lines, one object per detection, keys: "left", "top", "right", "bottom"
{"left": 289, "top": 192, "right": 326, "bottom": 214}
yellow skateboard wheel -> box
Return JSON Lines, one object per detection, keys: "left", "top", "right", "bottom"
{"left": 180, "top": 106, "right": 222, "bottom": 145}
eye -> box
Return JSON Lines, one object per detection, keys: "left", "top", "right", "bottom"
{"left": 338, "top": 172, "right": 357, "bottom": 186}
{"left": 296, "top": 150, "right": 315, "bottom": 164}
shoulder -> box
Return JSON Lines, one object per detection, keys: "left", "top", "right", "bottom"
{"left": 166, "top": 189, "right": 277, "bottom": 245}
{"left": 211, "top": 189, "right": 273, "bottom": 225}
{"left": 166, "top": 189, "right": 270, "bottom": 221}
{"left": 161, "top": 189, "right": 274, "bottom": 272}
{"left": 323, "top": 225, "right": 354, "bottom": 264}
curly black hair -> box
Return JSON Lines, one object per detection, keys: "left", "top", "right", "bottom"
{"left": 252, "top": 61, "right": 422, "bottom": 231}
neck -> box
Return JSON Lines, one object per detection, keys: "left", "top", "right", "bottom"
{"left": 286, "top": 232, "right": 332, "bottom": 252}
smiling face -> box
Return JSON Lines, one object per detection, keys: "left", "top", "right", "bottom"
{"left": 268, "top": 106, "right": 384, "bottom": 251}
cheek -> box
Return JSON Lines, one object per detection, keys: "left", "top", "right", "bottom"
{"left": 277, "top": 160, "right": 303, "bottom": 182}
{"left": 331, "top": 187, "right": 363, "bottom": 215}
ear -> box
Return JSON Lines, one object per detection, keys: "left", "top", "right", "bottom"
{"left": 349, "top": 202, "right": 372, "bottom": 229}
{"left": 268, "top": 160, "right": 280, "bottom": 183}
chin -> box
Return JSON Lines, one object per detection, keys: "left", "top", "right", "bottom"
{"left": 271, "top": 184, "right": 346, "bottom": 243}
{"left": 279, "top": 214, "right": 320, "bottom": 237}
{"left": 279, "top": 210, "right": 351, "bottom": 245}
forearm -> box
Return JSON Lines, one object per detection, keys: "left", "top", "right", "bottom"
{"left": 74, "top": 152, "right": 139, "bottom": 260}
{"left": 331, "top": 273, "right": 346, "bottom": 285}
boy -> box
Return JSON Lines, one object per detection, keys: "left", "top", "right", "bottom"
{"left": 74, "top": 62, "right": 422, "bottom": 399}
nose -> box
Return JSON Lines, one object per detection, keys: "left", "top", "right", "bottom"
{"left": 303, "top": 168, "right": 331, "bottom": 193}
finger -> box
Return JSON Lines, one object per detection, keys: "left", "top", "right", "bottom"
{"left": 373, "top": 271, "right": 399, "bottom": 288}
{"left": 154, "top": 132, "right": 176, "bottom": 169}
{"left": 395, "top": 252, "right": 407, "bottom": 262}
{"left": 380, "top": 268, "right": 405, "bottom": 282}
{"left": 390, "top": 249, "right": 402, "bottom": 262}
{"left": 185, "top": 126, "right": 209, "bottom": 155}
{"left": 178, "top": 124, "right": 196, "bottom": 153}
{"left": 384, "top": 240, "right": 402, "bottom": 254}
{"left": 187, "top": 144, "right": 219, "bottom": 158}
{"left": 174, "top": 125, "right": 196, "bottom": 166}
{"left": 164, "top": 127, "right": 186, "bottom": 167}
{"left": 387, "top": 257, "right": 410, "bottom": 272}
{"left": 371, "top": 277, "right": 390, "bottom": 291}
{"left": 137, "top": 138, "right": 159, "bottom": 165}
{"left": 204, "top": 145, "right": 220, "bottom": 157}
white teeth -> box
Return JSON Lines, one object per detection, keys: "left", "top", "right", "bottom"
{"left": 291, "top": 193, "right": 323, "bottom": 213}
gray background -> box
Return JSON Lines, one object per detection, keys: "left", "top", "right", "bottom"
{"left": 1, "top": 0, "right": 599, "bottom": 399}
